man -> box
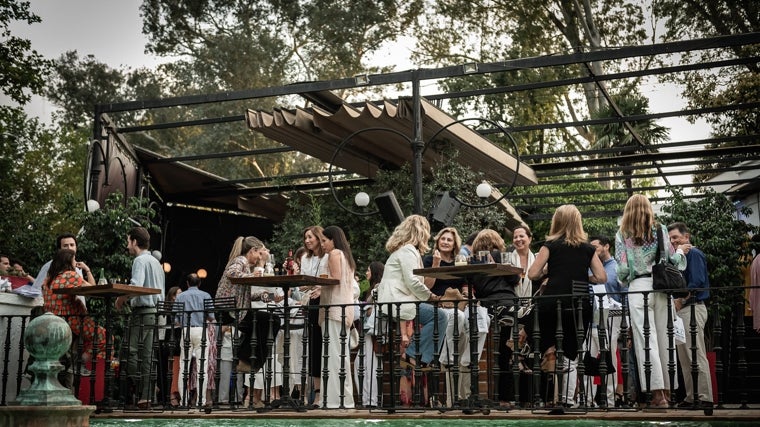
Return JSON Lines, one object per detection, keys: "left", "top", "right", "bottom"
{"left": 175, "top": 273, "right": 214, "bottom": 407}
{"left": 586, "top": 235, "right": 623, "bottom": 407}
{"left": 668, "top": 222, "right": 713, "bottom": 408}
{"left": 33, "top": 233, "right": 95, "bottom": 301}
{"left": 0, "top": 255, "right": 11, "bottom": 274}
{"left": 459, "top": 231, "right": 478, "bottom": 257}
{"left": 116, "top": 226, "right": 165, "bottom": 408}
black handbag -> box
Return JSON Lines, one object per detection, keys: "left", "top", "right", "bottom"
{"left": 652, "top": 227, "right": 687, "bottom": 295}
{"left": 582, "top": 328, "right": 616, "bottom": 376}
{"left": 583, "top": 349, "right": 616, "bottom": 377}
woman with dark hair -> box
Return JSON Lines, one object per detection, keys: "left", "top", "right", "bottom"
{"left": 355, "top": 260, "right": 384, "bottom": 407}
{"left": 160, "top": 285, "right": 182, "bottom": 407}
{"left": 299, "top": 226, "right": 328, "bottom": 407}
{"left": 318, "top": 225, "right": 357, "bottom": 409}
{"left": 508, "top": 225, "right": 536, "bottom": 301}
{"left": 42, "top": 248, "right": 106, "bottom": 367}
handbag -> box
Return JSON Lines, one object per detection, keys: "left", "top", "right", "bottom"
{"left": 652, "top": 227, "right": 687, "bottom": 295}
{"left": 582, "top": 327, "right": 616, "bottom": 376}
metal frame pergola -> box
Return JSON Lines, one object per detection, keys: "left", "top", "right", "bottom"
{"left": 88, "top": 32, "right": 760, "bottom": 223}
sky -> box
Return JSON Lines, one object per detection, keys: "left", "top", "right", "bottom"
{"left": 8, "top": 1, "right": 708, "bottom": 188}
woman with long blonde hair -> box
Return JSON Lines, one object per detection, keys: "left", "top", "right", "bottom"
{"left": 376, "top": 215, "right": 444, "bottom": 405}
{"left": 615, "top": 194, "right": 686, "bottom": 408}
{"left": 527, "top": 205, "right": 606, "bottom": 399}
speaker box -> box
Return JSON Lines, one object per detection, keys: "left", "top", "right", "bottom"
{"left": 427, "top": 191, "right": 461, "bottom": 232}
{"left": 374, "top": 191, "right": 405, "bottom": 229}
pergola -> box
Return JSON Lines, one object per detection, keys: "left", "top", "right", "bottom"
{"left": 87, "top": 32, "right": 760, "bottom": 247}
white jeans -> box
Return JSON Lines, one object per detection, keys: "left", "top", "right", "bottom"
{"left": 321, "top": 319, "right": 355, "bottom": 408}
{"left": 353, "top": 335, "right": 380, "bottom": 406}
{"left": 178, "top": 326, "right": 212, "bottom": 406}
{"left": 628, "top": 277, "right": 673, "bottom": 391}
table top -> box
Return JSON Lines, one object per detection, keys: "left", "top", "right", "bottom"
{"left": 413, "top": 263, "right": 523, "bottom": 280}
{"left": 228, "top": 274, "right": 340, "bottom": 288}
{"left": 52, "top": 283, "right": 161, "bottom": 298}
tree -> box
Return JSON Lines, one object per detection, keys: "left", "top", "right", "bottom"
{"left": 589, "top": 92, "right": 669, "bottom": 192}
{"left": 654, "top": 0, "right": 759, "bottom": 175}
{"left": 409, "top": 0, "right": 651, "bottom": 155}
{"left": 0, "top": 1, "right": 65, "bottom": 271}
{"left": 0, "top": 0, "right": 51, "bottom": 106}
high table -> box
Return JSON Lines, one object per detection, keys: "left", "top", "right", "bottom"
{"left": 53, "top": 283, "right": 161, "bottom": 412}
{"left": 413, "top": 263, "right": 522, "bottom": 414}
{"left": 228, "top": 274, "right": 338, "bottom": 412}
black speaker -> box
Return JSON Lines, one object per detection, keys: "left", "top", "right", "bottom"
{"left": 374, "top": 191, "right": 405, "bottom": 229}
{"left": 427, "top": 191, "right": 461, "bottom": 233}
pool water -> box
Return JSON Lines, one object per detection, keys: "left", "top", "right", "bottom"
{"left": 90, "top": 420, "right": 756, "bottom": 427}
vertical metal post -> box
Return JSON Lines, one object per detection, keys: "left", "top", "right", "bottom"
{"left": 411, "top": 72, "right": 424, "bottom": 215}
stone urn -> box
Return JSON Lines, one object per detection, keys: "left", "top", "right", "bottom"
{"left": 15, "top": 312, "right": 81, "bottom": 405}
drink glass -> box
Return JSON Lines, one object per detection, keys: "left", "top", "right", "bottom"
{"left": 500, "top": 252, "right": 512, "bottom": 265}
{"left": 454, "top": 254, "right": 468, "bottom": 266}
{"left": 477, "top": 250, "right": 490, "bottom": 263}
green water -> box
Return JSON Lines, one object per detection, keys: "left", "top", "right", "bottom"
{"left": 90, "top": 420, "right": 756, "bottom": 427}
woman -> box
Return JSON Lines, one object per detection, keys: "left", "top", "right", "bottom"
{"left": 377, "top": 215, "right": 444, "bottom": 366}
{"left": 319, "top": 225, "right": 357, "bottom": 409}
{"left": 509, "top": 225, "right": 536, "bottom": 302}
{"left": 527, "top": 205, "right": 606, "bottom": 367}
{"left": 470, "top": 229, "right": 520, "bottom": 406}
{"left": 215, "top": 236, "right": 281, "bottom": 380}
{"left": 615, "top": 194, "right": 686, "bottom": 408}
{"left": 164, "top": 285, "right": 182, "bottom": 407}
{"left": 354, "top": 261, "right": 384, "bottom": 408}
{"left": 299, "top": 226, "right": 328, "bottom": 408}
{"left": 42, "top": 249, "right": 106, "bottom": 366}
{"left": 422, "top": 227, "right": 466, "bottom": 296}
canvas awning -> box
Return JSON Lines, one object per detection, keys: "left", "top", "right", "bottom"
{"left": 245, "top": 96, "right": 537, "bottom": 186}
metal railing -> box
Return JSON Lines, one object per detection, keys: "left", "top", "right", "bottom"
{"left": 1, "top": 285, "right": 755, "bottom": 413}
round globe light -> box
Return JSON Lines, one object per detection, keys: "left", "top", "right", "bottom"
{"left": 151, "top": 250, "right": 162, "bottom": 261}
{"left": 162, "top": 262, "right": 172, "bottom": 273}
{"left": 197, "top": 268, "right": 208, "bottom": 279}
{"left": 354, "top": 192, "right": 370, "bottom": 207}
{"left": 86, "top": 199, "right": 100, "bottom": 212}
{"left": 476, "top": 182, "right": 492, "bottom": 198}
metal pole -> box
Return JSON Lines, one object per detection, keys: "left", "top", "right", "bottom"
{"left": 411, "top": 71, "right": 424, "bottom": 215}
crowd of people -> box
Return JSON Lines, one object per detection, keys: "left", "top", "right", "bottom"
{"left": 6, "top": 193, "right": 724, "bottom": 411}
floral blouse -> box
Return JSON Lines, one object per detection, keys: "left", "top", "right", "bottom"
{"left": 615, "top": 224, "right": 686, "bottom": 285}
{"left": 43, "top": 270, "right": 87, "bottom": 316}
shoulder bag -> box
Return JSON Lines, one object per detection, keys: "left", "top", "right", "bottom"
{"left": 652, "top": 226, "right": 687, "bottom": 295}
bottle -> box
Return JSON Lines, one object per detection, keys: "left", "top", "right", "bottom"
{"left": 263, "top": 261, "right": 275, "bottom": 277}
{"left": 97, "top": 268, "right": 107, "bottom": 286}
{"left": 285, "top": 249, "right": 295, "bottom": 275}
